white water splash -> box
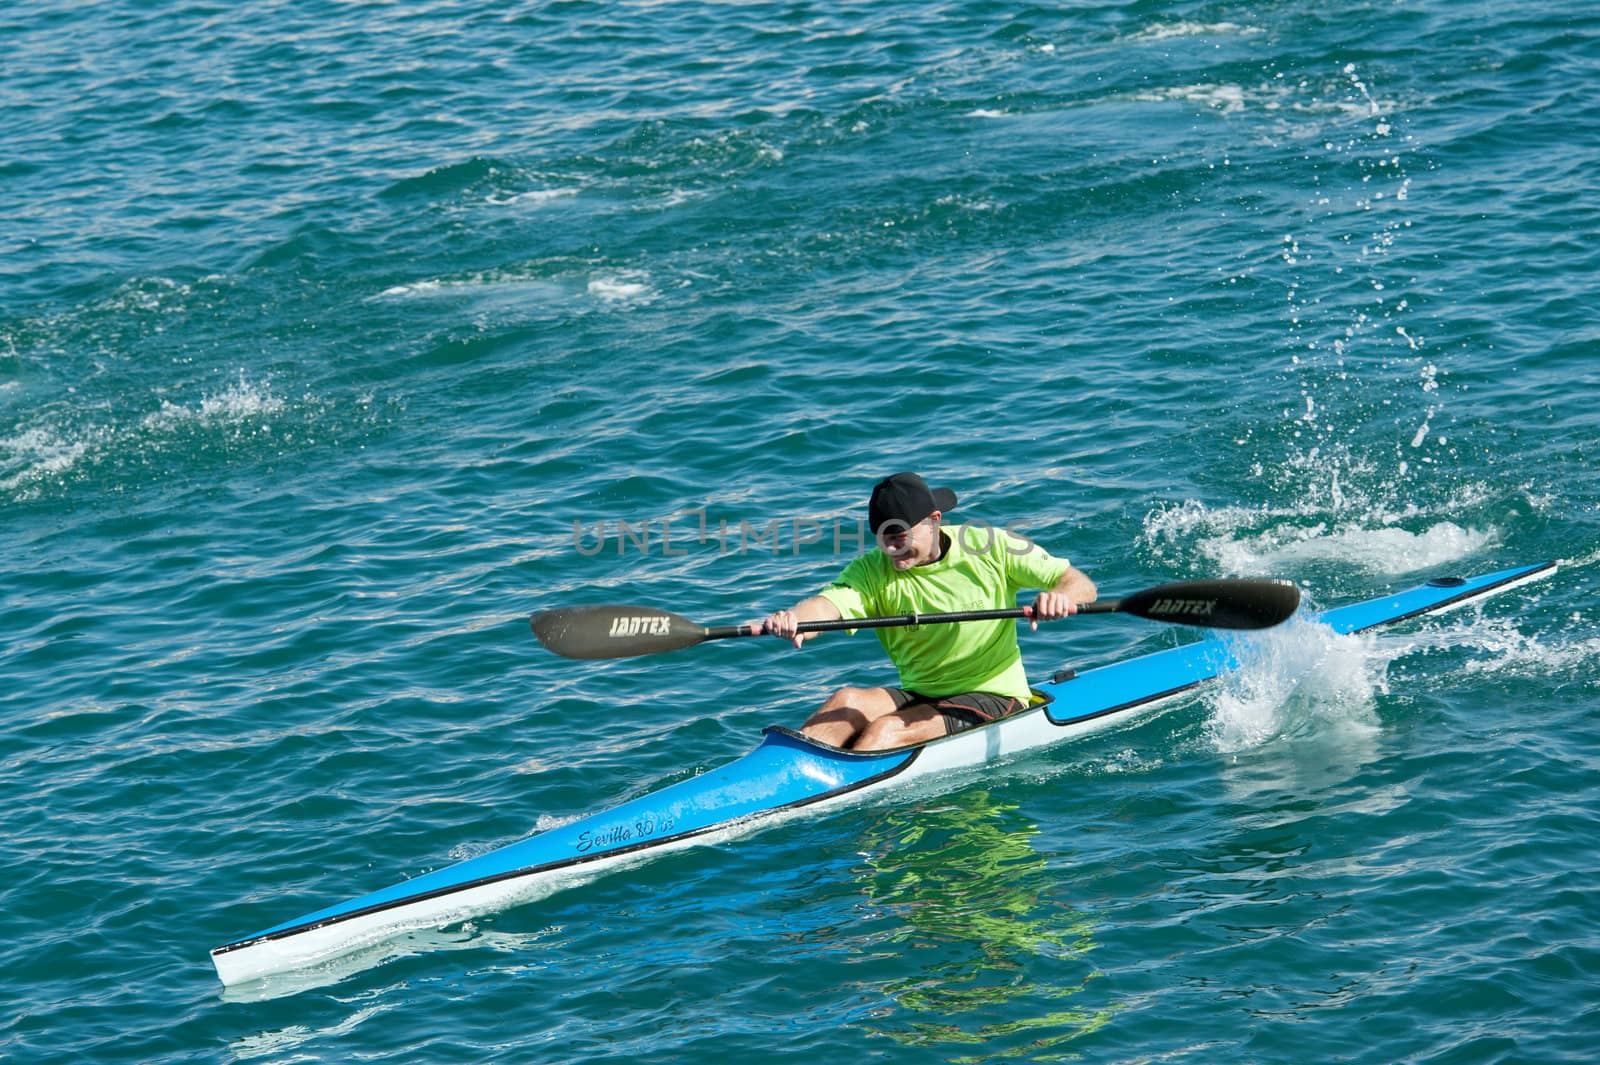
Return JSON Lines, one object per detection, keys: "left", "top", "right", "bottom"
{"left": 1399, "top": 612, "right": 1598, "bottom": 687}
{"left": 1128, "top": 78, "right": 1385, "bottom": 122}
{"left": 1141, "top": 494, "right": 1500, "bottom": 579}
{"left": 374, "top": 274, "right": 579, "bottom": 313}
{"left": 587, "top": 273, "right": 656, "bottom": 304}
{"left": 1207, "top": 592, "right": 1573, "bottom": 791}
{"left": 1, "top": 372, "right": 308, "bottom": 499}
{"left": 1344, "top": 62, "right": 1385, "bottom": 120}
{"left": 1212, "top": 520, "right": 1496, "bottom": 578}
{"left": 376, "top": 279, "right": 447, "bottom": 299}
{"left": 486, "top": 186, "right": 581, "bottom": 207}
{"left": 0, "top": 425, "right": 96, "bottom": 492}
{"left": 935, "top": 192, "right": 1000, "bottom": 212}
{"left": 141, "top": 372, "right": 285, "bottom": 430}
{"left": 1130, "top": 21, "right": 1261, "bottom": 42}
{"left": 1136, "top": 83, "right": 1248, "bottom": 115}
{"left": 1206, "top": 620, "right": 1383, "bottom": 754}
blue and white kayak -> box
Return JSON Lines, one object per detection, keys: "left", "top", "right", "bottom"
{"left": 210, "top": 561, "right": 1554, "bottom": 986}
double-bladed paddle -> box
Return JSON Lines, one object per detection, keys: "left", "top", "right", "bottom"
{"left": 530, "top": 577, "right": 1300, "bottom": 660}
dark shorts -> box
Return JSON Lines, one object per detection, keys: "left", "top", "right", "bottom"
{"left": 884, "top": 688, "right": 1027, "bottom": 736}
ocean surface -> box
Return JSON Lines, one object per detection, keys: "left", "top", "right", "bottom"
{"left": 4, "top": 0, "right": 1597, "bottom": 1060}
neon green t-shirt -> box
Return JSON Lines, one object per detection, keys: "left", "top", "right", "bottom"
{"left": 816, "top": 523, "right": 1071, "bottom": 701}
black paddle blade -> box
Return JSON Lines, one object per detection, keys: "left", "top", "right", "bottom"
{"left": 530, "top": 605, "right": 709, "bottom": 659}
{"left": 1117, "top": 579, "right": 1300, "bottom": 630}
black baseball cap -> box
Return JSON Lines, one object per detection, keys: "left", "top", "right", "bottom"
{"left": 868, "top": 472, "right": 958, "bottom": 535}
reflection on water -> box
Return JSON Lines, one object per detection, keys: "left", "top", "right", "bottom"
{"left": 848, "top": 788, "right": 1117, "bottom": 1060}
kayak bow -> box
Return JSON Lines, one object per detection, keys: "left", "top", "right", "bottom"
{"left": 211, "top": 562, "right": 1554, "bottom": 987}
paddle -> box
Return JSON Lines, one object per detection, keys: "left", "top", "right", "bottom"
{"left": 530, "top": 577, "right": 1300, "bottom": 660}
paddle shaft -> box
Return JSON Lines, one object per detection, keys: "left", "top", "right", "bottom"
{"left": 702, "top": 600, "right": 1128, "bottom": 641}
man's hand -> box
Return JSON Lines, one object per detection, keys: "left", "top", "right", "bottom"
{"left": 1027, "top": 591, "right": 1079, "bottom": 630}
{"left": 753, "top": 596, "right": 842, "bottom": 649}
{"left": 758, "top": 609, "right": 806, "bottom": 649}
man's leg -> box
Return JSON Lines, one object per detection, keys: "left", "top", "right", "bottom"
{"left": 800, "top": 686, "right": 913, "bottom": 748}
{"left": 847, "top": 691, "right": 1022, "bottom": 752}
{"left": 850, "top": 702, "right": 949, "bottom": 751}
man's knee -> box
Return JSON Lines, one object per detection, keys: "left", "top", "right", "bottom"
{"left": 856, "top": 714, "right": 911, "bottom": 749}
{"left": 804, "top": 691, "right": 869, "bottom": 733}
{"left": 821, "top": 685, "right": 874, "bottom": 711}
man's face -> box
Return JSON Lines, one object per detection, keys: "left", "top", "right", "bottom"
{"left": 877, "top": 512, "right": 941, "bottom": 570}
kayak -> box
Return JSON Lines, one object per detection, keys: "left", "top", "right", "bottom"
{"left": 210, "top": 561, "right": 1554, "bottom": 987}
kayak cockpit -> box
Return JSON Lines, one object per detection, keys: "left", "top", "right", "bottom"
{"left": 759, "top": 686, "right": 1057, "bottom": 756}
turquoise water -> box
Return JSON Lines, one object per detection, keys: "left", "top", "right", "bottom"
{"left": 4, "top": 0, "right": 1598, "bottom": 1060}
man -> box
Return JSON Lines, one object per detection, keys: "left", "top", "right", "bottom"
{"left": 761, "top": 472, "right": 1096, "bottom": 751}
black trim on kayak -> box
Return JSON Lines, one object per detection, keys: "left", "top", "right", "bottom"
{"left": 1349, "top": 561, "right": 1557, "bottom": 633}
{"left": 213, "top": 736, "right": 926, "bottom": 958}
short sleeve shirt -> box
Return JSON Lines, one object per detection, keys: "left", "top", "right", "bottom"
{"left": 817, "top": 524, "right": 1071, "bottom": 700}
